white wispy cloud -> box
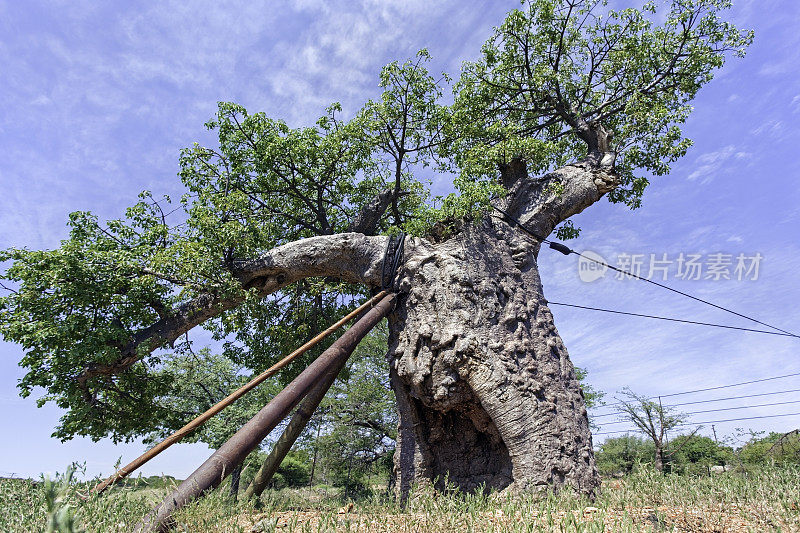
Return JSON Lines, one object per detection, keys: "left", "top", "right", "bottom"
{"left": 791, "top": 94, "right": 800, "bottom": 114}
{"left": 751, "top": 119, "right": 787, "bottom": 139}
{"left": 686, "top": 145, "right": 752, "bottom": 183}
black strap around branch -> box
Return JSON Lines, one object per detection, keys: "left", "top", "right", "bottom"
{"left": 381, "top": 232, "right": 406, "bottom": 291}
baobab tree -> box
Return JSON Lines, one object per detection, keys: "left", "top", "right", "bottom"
{"left": 0, "top": 0, "right": 750, "bottom": 497}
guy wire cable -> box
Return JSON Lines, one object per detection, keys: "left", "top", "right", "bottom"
{"left": 590, "top": 388, "right": 800, "bottom": 418}
{"left": 547, "top": 301, "right": 797, "bottom": 338}
{"left": 588, "top": 372, "right": 800, "bottom": 416}
{"left": 491, "top": 205, "right": 799, "bottom": 338}
{"left": 594, "top": 399, "right": 800, "bottom": 425}
{"left": 594, "top": 411, "right": 800, "bottom": 435}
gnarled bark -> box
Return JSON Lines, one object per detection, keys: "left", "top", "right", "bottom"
{"left": 389, "top": 224, "right": 596, "bottom": 495}
{"left": 386, "top": 160, "right": 615, "bottom": 496}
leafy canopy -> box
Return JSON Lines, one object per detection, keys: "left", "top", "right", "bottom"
{"left": 0, "top": 0, "right": 751, "bottom": 442}
{"left": 452, "top": 0, "right": 752, "bottom": 214}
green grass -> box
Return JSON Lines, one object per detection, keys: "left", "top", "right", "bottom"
{"left": 1, "top": 465, "right": 799, "bottom": 532}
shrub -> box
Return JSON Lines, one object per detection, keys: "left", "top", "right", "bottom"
{"left": 669, "top": 435, "right": 733, "bottom": 474}
{"left": 276, "top": 452, "right": 310, "bottom": 488}
{"left": 595, "top": 435, "right": 654, "bottom": 476}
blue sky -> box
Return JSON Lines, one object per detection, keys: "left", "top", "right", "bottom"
{"left": 1, "top": 0, "right": 798, "bottom": 480}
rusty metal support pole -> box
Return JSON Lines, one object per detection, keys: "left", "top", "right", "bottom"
{"left": 243, "top": 360, "right": 337, "bottom": 500}
{"left": 93, "top": 291, "right": 387, "bottom": 495}
{"left": 134, "top": 293, "right": 395, "bottom": 533}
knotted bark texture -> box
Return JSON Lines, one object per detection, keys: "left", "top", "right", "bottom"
{"left": 389, "top": 223, "right": 596, "bottom": 496}
{"left": 387, "top": 162, "right": 612, "bottom": 497}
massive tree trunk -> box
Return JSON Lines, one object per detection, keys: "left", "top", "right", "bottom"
{"left": 388, "top": 227, "right": 593, "bottom": 495}
{"left": 387, "top": 160, "right": 615, "bottom": 496}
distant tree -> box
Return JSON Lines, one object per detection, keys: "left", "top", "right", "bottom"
{"left": 574, "top": 367, "right": 604, "bottom": 409}
{"left": 275, "top": 451, "right": 312, "bottom": 488}
{"left": 574, "top": 366, "right": 604, "bottom": 430}
{"left": 616, "top": 388, "right": 687, "bottom": 472}
{"left": 243, "top": 450, "right": 310, "bottom": 489}
{"left": 740, "top": 430, "right": 800, "bottom": 466}
{"left": 312, "top": 323, "right": 396, "bottom": 497}
{"left": 595, "top": 434, "right": 654, "bottom": 476}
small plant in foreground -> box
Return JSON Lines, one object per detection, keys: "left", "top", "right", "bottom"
{"left": 43, "top": 465, "right": 84, "bottom": 533}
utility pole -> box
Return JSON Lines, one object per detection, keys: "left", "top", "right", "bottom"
{"left": 712, "top": 424, "right": 718, "bottom": 443}
{"left": 659, "top": 396, "right": 670, "bottom": 447}
{"left": 658, "top": 396, "right": 669, "bottom": 472}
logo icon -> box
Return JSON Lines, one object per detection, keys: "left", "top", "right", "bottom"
{"left": 578, "top": 251, "right": 608, "bottom": 282}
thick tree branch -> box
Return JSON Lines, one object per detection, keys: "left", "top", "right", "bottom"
{"left": 76, "top": 233, "right": 389, "bottom": 398}
{"left": 346, "top": 188, "right": 395, "bottom": 235}
{"left": 502, "top": 161, "right": 617, "bottom": 241}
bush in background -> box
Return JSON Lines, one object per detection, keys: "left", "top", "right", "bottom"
{"left": 595, "top": 435, "right": 654, "bottom": 476}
